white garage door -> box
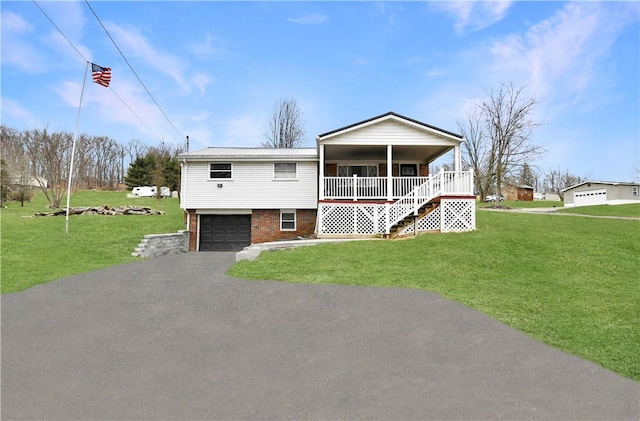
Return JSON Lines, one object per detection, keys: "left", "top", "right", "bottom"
{"left": 574, "top": 188, "right": 607, "bottom": 207}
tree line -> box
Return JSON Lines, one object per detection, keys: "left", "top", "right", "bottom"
{"left": 0, "top": 125, "right": 182, "bottom": 208}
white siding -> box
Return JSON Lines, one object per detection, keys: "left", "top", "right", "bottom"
{"left": 323, "top": 120, "right": 459, "bottom": 146}
{"left": 181, "top": 160, "right": 317, "bottom": 209}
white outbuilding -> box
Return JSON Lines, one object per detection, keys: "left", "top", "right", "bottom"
{"left": 562, "top": 181, "right": 640, "bottom": 207}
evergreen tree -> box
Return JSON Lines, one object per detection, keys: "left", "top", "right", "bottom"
{"left": 518, "top": 163, "right": 535, "bottom": 186}
{"left": 124, "top": 156, "right": 153, "bottom": 187}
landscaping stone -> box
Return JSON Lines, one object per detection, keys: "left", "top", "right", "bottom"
{"left": 33, "top": 205, "right": 165, "bottom": 217}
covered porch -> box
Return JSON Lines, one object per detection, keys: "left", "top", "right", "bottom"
{"left": 318, "top": 142, "right": 468, "bottom": 201}
{"left": 314, "top": 112, "right": 476, "bottom": 237}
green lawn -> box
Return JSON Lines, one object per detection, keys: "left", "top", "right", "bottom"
{"left": 558, "top": 203, "right": 640, "bottom": 218}
{"left": 1, "top": 190, "right": 184, "bottom": 294}
{"left": 487, "top": 200, "right": 563, "bottom": 208}
{"left": 230, "top": 210, "right": 640, "bottom": 381}
{"left": 3, "top": 192, "right": 639, "bottom": 380}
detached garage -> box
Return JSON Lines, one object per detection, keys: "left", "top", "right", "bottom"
{"left": 563, "top": 181, "right": 640, "bottom": 207}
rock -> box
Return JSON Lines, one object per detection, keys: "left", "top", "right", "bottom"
{"left": 33, "top": 206, "right": 165, "bottom": 217}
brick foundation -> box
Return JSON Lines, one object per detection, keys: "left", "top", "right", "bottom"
{"left": 251, "top": 209, "right": 317, "bottom": 244}
{"left": 186, "top": 209, "right": 198, "bottom": 251}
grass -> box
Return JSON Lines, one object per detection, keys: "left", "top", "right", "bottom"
{"left": 229, "top": 209, "right": 640, "bottom": 380}
{"left": 482, "top": 200, "right": 563, "bottom": 209}
{"left": 558, "top": 203, "right": 640, "bottom": 218}
{"left": 1, "top": 190, "right": 184, "bottom": 294}
{"left": 3, "top": 191, "right": 639, "bottom": 380}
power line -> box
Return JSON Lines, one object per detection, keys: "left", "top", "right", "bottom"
{"left": 108, "top": 88, "right": 164, "bottom": 143}
{"left": 32, "top": 0, "right": 89, "bottom": 62}
{"left": 84, "top": 0, "right": 186, "bottom": 142}
{"left": 31, "top": 0, "right": 174, "bottom": 145}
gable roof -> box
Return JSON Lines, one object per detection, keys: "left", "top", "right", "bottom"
{"left": 563, "top": 180, "right": 640, "bottom": 192}
{"left": 179, "top": 147, "right": 318, "bottom": 161}
{"left": 317, "top": 111, "right": 462, "bottom": 141}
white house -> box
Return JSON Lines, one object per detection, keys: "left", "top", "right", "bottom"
{"left": 179, "top": 112, "right": 475, "bottom": 251}
{"left": 563, "top": 181, "right": 640, "bottom": 207}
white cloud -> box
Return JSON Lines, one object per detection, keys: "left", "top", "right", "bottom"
{"left": 217, "top": 114, "right": 265, "bottom": 147}
{"left": 187, "top": 32, "right": 227, "bottom": 60}
{"left": 289, "top": 13, "right": 328, "bottom": 25}
{"left": 1, "top": 10, "right": 32, "bottom": 33}
{"left": 54, "top": 74, "right": 174, "bottom": 143}
{"left": 486, "top": 2, "right": 636, "bottom": 116}
{"left": 0, "top": 11, "right": 41, "bottom": 72}
{"left": 43, "top": 1, "right": 86, "bottom": 41}
{"left": 191, "top": 73, "right": 214, "bottom": 96}
{"left": 190, "top": 111, "right": 211, "bottom": 123}
{"left": 104, "top": 21, "right": 190, "bottom": 92}
{"left": 0, "top": 96, "right": 40, "bottom": 128}
{"left": 434, "top": 1, "right": 512, "bottom": 35}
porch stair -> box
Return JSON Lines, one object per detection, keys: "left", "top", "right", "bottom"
{"left": 388, "top": 202, "right": 440, "bottom": 239}
{"left": 385, "top": 173, "right": 440, "bottom": 235}
{"left": 316, "top": 169, "right": 475, "bottom": 237}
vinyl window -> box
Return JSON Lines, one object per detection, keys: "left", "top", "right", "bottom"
{"left": 337, "top": 165, "right": 378, "bottom": 177}
{"left": 209, "top": 163, "right": 232, "bottom": 179}
{"left": 274, "top": 163, "right": 297, "bottom": 179}
{"left": 280, "top": 210, "right": 296, "bottom": 231}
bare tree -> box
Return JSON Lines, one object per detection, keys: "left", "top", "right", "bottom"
{"left": 460, "top": 82, "right": 544, "bottom": 204}
{"left": 1, "top": 126, "right": 33, "bottom": 205}
{"left": 481, "top": 83, "right": 545, "bottom": 205}
{"left": 262, "top": 98, "right": 305, "bottom": 148}
{"left": 2, "top": 125, "right": 146, "bottom": 202}
{"left": 126, "top": 138, "right": 147, "bottom": 162}
{"left": 458, "top": 108, "right": 494, "bottom": 201}
{"left": 24, "top": 128, "right": 73, "bottom": 208}
{"left": 543, "top": 168, "right": 585, "bottom": 201}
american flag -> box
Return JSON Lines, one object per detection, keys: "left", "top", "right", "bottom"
{"left": 91, "top": 63, "right": 111, "bottom": 88}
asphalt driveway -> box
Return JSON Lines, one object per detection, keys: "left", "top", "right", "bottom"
{"left": 2, "top": 252, "right": 638, "bottom": 420}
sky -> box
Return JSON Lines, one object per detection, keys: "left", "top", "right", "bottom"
{"left": 2, "top": 1, "right": 639, "bottom": 182}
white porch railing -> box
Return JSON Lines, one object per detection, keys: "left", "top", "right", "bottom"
{"left": 386, "top": 169, "right": 474, "bottom": 233}
{"left": 323, "top": 169, "right": 474, "bottom": 201}
{"left": 317, "top": 169, "right": 475, "bottom": 236}
{"left": 324, "top": 176, "right": 387, "bottom": 200}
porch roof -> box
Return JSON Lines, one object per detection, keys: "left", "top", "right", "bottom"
{"left": 316, "top": 112, "right": 462, "bottom": 163}
{"left": 562, "top": 180, "right": 640, "bottom": 192}
{"left": 317, "top": 111, "right": 463, "bottom": 141}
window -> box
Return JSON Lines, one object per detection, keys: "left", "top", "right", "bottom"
{"left": 209, "top": 163, "right": 232, "bottom": 179}
{"left": 400, "top": 164, "right": 417, "bottom": 176}
{"left": 280, "top": 210, "right": 296, "bottom": 231}
{"left": 633, "top": 186, "right": 638, "bottom": 197}
{"left": 274, "top": 163, "right": 297, "bottom": 179}
{"left": 338, "top": 165, "right": 378, "bottom": 177}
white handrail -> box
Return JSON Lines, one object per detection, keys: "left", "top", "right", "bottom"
{"left": 385, "top": 169, "right": 474, "bottom": 233}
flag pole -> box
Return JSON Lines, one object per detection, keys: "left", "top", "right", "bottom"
{"left": 65, "top": 61, "right": 90, "bottom": 236}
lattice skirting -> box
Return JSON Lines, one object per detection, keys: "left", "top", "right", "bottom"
{"left": 317, "top": 203, "right": 387, "bottom": 235}
{"left": 398, "top": 206, "right": 441, "bottom": 236}
{"left": 441, "top": 198, "right": 476, "bottom": 232}
{"left": 317, "top": 199, "right": 475, "bottom": 236}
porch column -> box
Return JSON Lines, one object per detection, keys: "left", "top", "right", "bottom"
{"left": 319, "top": 143, "right": 325, "bottom": 200}
{"left": 387, "top": 144, "right": 393, "bottom": 201}
{"left": 454, "top": 143, "right": 462, "bottom": 172}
